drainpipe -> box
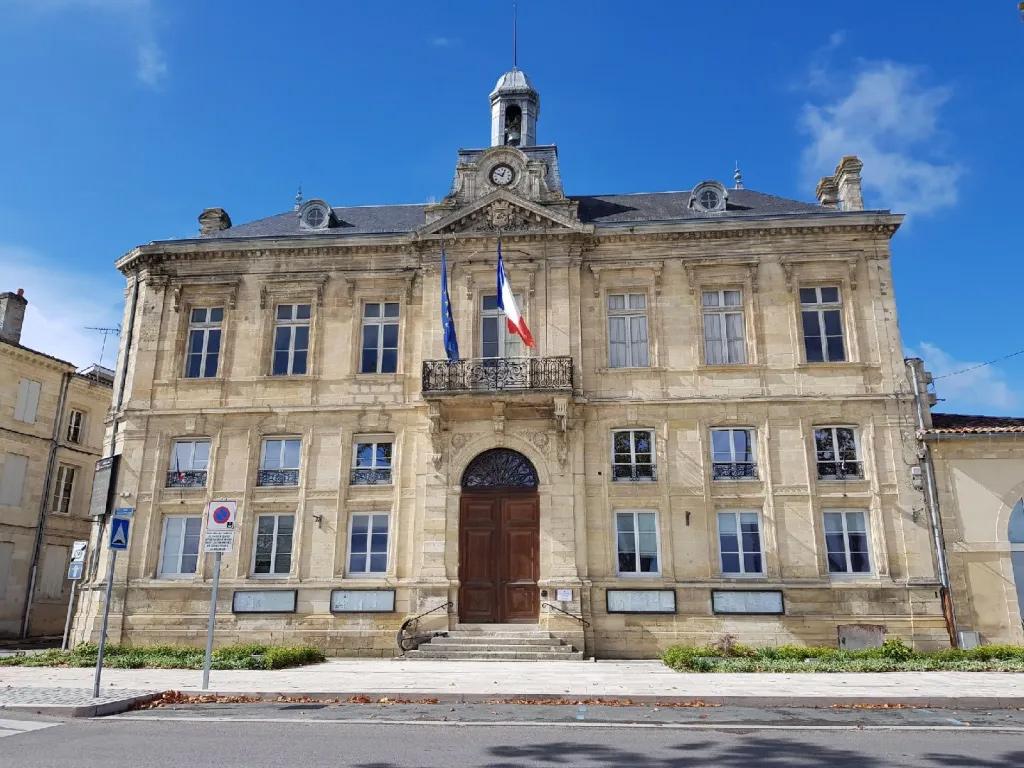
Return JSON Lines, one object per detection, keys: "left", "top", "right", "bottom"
{"left": 20, "top": 369, "right": 74, "bottom": 638}
{"left": 906, "top": 357, "right": 958, "bottom": 647}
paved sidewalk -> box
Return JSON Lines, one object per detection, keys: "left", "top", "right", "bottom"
{"left": 2, "top": 660, "right": 1022, "bottom": 709}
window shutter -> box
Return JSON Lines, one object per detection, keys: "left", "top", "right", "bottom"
{"left": 0, "top": 454, "right": 28, "bottom": 506}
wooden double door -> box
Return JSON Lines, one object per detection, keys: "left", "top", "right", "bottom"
{"left": 458, "top": 491, "right": 539, "bottom": 623}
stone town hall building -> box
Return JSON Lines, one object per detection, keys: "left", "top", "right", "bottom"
{"left": 73, "top": 69, "right": 948, "bottom": 657}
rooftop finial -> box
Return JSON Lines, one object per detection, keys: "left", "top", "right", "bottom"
{"left": 733, "top": 162, "right": 744, "bottom": 190}
{"left": 513, "top": 1, "right": 518, "bottom": 69}
{"left": 294, "top": 184, "right": 303, "bottom": 211}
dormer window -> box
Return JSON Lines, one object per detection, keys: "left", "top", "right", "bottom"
{"left": 690, "top": 181, "right": 728, "bottom": 213}
{"left": 298, "top": 199, "right": 333, "bottom": 230}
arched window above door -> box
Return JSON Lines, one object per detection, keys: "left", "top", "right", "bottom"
{"left": 461, "top": 448, "right": 538, "bottom": 489}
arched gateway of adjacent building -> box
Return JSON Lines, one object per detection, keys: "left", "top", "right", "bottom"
{"left": 458, "top": 449, "right": 540, "bottom": 623}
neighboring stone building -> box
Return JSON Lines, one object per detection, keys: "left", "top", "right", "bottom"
{"left": 922, "top": 413, "right": 1024, "bottom": 645}
{"left": 0, "top": 289, "right": 113, "bottom": 638}
{"left": 73, "top": 69, "right": 948, "bottom": 657}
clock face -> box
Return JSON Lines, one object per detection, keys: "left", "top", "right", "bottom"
{"left": 490, "top": 163, "right": 514, "bottom": 186}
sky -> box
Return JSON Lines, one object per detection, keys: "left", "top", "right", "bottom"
{"left": 0, "top": 0, "right": 1022, "bottom": 414}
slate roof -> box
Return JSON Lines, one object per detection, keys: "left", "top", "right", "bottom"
{"left": 193, "top": 187, "right": 849, "bottom": 243}
{"left": 927, "top": 413, "right": 1024, "bottom": 435}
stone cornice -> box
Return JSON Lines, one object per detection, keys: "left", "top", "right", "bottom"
{"left": 115, "top": 212, "right": 903, "bottom": 275}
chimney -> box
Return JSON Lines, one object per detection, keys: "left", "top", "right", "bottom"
{"left": 835, "top": 155, "right": 864, "bottom": 211}
{"left": 0, "top": 288, "right": 28, "bottom": 345}
{"left": 198, "top": 208, "right": 232, "bottom": 236}
{"left": 815, "top": 175, "right": 839, "bottom": 209}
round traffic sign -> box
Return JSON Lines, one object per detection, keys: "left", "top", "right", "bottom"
{"left": 212, "top": 505, "right": 232, "bottom": 525}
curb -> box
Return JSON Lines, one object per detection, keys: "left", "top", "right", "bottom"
{"left": 0, "top": 692, "right": 162, "bottom": 718}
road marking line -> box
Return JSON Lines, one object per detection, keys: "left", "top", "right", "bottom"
{"left": 106, "top": 715, "right": 1024, "bottom": 732}
{"left": 0, "top": 719, "right": 59, "bottom": 738}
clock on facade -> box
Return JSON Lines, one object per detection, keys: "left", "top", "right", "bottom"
{"left": 489, "top": 163, "right": 515, "bottom": 186}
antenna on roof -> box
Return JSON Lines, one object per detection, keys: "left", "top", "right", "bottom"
{"left": 85, "top": 326, "right": 121, "bottom": 368}
{"left": 513, "top": 0, "right": 518, "bottom": 69}
{"left": 294, "top": 185, "right": 303, "bottom": 211}
{"left": 733, "top": 161, "right": 744, "bottom": 190}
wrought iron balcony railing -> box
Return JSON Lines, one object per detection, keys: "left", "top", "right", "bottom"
{"left": 816, "top": 461, "right": 863, "bottom": 481}
{"left": 350, "top": 467, "right": 392, "bottom": 486}
{"left": 166, "top": 470, "right": 207, "bottom": 488}
{"left": 712, "top": 462, "right": 759, "bottom": 480}
{"left": 422, "top": 356, "right": 573, "bottom": 394}
{"left": 257, "top": 469, "right": 300, "bottom": 487}
{"left": 611, "top": 464, "right": 657, "bottom": 482}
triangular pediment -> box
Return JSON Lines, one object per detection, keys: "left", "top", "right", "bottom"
{"left": 418, "top": 190, "right": 592, "bottom": 238}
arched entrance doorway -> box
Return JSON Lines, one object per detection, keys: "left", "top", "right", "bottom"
{"left": 458, "top": 449, "right": 540, "bottom": 623}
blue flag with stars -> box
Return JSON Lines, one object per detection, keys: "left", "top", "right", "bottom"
{"left": 440, "top": 244, "right": 460, "bottom": 361}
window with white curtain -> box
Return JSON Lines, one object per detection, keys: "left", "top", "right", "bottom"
{"left": 50, "top": 464, "right": 76, "bottom": 514}
{"left": 615, "top": 510, "right": 660, "bottom": 575}
{"left": 159, "top": 516, "right": 202, "bottom": 577}
{"left": 702, "top": 289, "right": 746, "bottom": 364}
{"left": 607, "top": 293, "right": 649, "bottom": 368}
{"left": 481, "top": 294, "right": 523, "bottom": 359}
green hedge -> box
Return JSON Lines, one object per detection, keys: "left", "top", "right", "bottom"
{"left": 0, "top": 642, "right": 325, "bottom": 670}
{"left": 662, "top": 638, "right": 1024, "bottom": 673}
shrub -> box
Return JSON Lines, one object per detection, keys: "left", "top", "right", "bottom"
{"left": 877, "top": 637, "right": 915, "bottom": 662}
{"left": 262, "top": 646, "right": 326, "bottom": 670}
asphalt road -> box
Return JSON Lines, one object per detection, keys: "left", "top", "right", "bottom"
{"left": 3, "top": 704, "right": 1024, "bottom": 767}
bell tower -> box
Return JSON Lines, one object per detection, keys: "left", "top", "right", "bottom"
{"left": 490, "top": 69, "right": 539, "bottom": 148}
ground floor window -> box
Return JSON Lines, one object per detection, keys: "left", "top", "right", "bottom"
{"left": 159, "top": 515, "right": 202, "bottom": 577}
{"left": 717, "top": 510, "right": 763, "bottom": 575}
{"left": 615, "top": 510, "right": 659, "bottom": 575}
{"left": 252, "top": 513, "right": 294, "bottom": 576}
{"left": 348, "top": 513, "right": 389, "bottom": 575}
{"left": 824, "top": 509, "right": 871, "bottom": 574}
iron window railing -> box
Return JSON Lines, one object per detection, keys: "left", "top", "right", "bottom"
{"left": 817, "top": 461, "right": 863, "bottom": 480}
{"left": 712, "top": 462, "right": 758, "bottom": 480}
{"left": 422, "top": 356, "right": 573, "bottom": 393}
{"left": 165, "top": 470, "right": 208, "bottom": 488}
{"left": 350, "top": 467, "right": 393, "bottom": 485}
{"left": 257, "top": 469, "right": 300, "bottom": 487}
{"left": 611, "top": 464, "right": 657, "bottom": 482}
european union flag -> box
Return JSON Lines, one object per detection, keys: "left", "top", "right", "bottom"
{"left": 440, "top": 245, "right": 460, "bottom": 361}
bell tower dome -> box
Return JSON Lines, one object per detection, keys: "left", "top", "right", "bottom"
{"left": 490, "top": 69, "right": 539, "bottom": 148}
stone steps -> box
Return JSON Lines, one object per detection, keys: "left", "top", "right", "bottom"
{"left": 404, "top": 624, "right": 583, "bottom": 661}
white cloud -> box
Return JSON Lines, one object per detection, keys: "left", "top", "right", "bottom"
{"left": 430, "top": 36, "right": 458, "bottom": 48}
{"left": 800, "top": 59, "right": 961, "bottom": 216}
{"left": 908, "top": 341, "right": 1022, "bottom": 415}
{"left": 0, "top": 244, "right": 123, "bottom": 369}
{"left": 136, "top": 39, "right": 167, "bottom": 87}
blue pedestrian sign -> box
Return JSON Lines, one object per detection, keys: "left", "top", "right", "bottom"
{"left": 109, "top": 516, "right": 130, "bottom": 550}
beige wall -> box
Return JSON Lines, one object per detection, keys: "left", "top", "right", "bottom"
{"left": 0, "top": 344, "right": 110, "bottom": 637}
{"left": 931, "top": 435, "right": 1024, "bottom": 645}
{"left": 72, "top": 211, "right": 949, "bottom": 656}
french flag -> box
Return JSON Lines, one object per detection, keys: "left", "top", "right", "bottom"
{"left": 496, "top": 241, "right": 535, "bottom": 348}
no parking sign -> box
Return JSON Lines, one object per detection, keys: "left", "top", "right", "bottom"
{"left": 204, "top": 500, "right": 237, "bottom": 553}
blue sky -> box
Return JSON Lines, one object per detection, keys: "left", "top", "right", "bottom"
{"left": 1, "top": 1, "right": 1021, "bottom": 413}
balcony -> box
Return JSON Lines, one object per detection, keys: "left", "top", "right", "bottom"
{"left": 350, "top": 467, "right": 392, "bottom": 486}
{"left": 712, "top": 462, "right": 759, "bottom": 481}
{"left": 165, "top": 470, "right": 207, "bottom": 488}
{"left": 422, "top": 356, "right": 573, "bottom": 395}
{"left": 257, "top": 469, "right": 300, "bottom": 487}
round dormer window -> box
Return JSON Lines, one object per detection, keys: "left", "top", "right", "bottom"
{"left": 690, "top": 181, "right": 728, "bottom": 213}
{"left": 298, "top": 199, "right": 332, "bottom": 230}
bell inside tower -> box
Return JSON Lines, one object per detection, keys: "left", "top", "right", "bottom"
{"left": 503, "top": 105, "right": 523, "bottom": 147}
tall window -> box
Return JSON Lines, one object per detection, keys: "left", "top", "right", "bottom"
{"left": 167, "top": 439, "right": 210, "bottom": 488}
{"left": 50, "top": 464, "right": 76, "bottom": 514}
{"left": 615, "top": 510, "right": 659, "bottom": 575}
{"left": 185, "top": 307, "right": 223, "bottom": 378}
{"left": 66, "top": 409, "right": 85, "bottom": 444}
{"left": 361, "top": 302, "right": 399, "bottom": 373}
{"left": 612, "top": 429, "right": 655, "bottom": 481}
{"left": 800, "top": 287, "right": 845, "bottom": 363}
{"left": 717, "top": 511, "right": 763, "bottom": 575}
{"left": 702, "top": 289, "right": 746, "bottom": 364}
{"left": 348, "top": 513, "right": 389, "bottom": 575}
{"left": 824, "top": 510, "right": 871, "bottom": 574}
{"left": 815, "top": 427, "right": 862, "bottom": 480}
{"left": 258, "top": 438, "right": 301, "bottom": 486}
{"left": 272, "top": 304, "right": 311, "bottom": 375}
{"left": 252, "top": 513, "right": 294, "bottom": 576}
{"left": 159, "top": 516, "right": 202, "bottom": 577}
{"left": 14, "top": 378, "right": 41, "bottom": 423}
{"left": 607, "top": 293, "right": 649, "bottom": 368}
{"left": 481, "top": 294, "right": 523, "bottom": 359}
{"left": 0, "top": 454, "right": 28, "bottom": 507}
{"left": 351, "top": 439, "right": 393, "bottom": 485}
{"left": 711, "top": 428, "right": 757, "bottom": 480}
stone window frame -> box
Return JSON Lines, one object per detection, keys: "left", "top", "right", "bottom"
{"left": 257, "top": 275, "right": 327, "bottom": 380}
{"left": 257, "top": 435, "right": 303, "bottom": 488}
{"left": 589, "top": 262, "right": 663, "bottom": 372}
{"left": 165, "top": 436, "right": 212, "bottom": 489}
{"left": 610, "top": 427, "right": 658, "bottom": 483}
{"left": 812, "top": 424, "right": 864, "bottom": 482}
{"left": 65, "top": 407, "right": 86, "bottom": 444}
{"left": 350, "top": 433, "right": 395, "bottom": 487}
{"left": 605, "top": 291, "right": 650, "bottom": 369}
{"left": 461, "top": 259, "right": 537, "bottom": 360}
{"left": 780, "top": 256, "right": 863, "bottom": 367}
{"left": 345, "top": 511, "right": 392, "bottom": 577}
{"left": 250, "top": 512, "right": 296, "bottom": 579}
{"left": 50, "top": 463, "right": 78, "bottom": 514}
{"left": 612, "top": 508, "right": 663, "bottom": 578}
{"left": 168, "top": 278, "right": 239, "bottom": 383}
{"left": 682, "top": 259, "right": 760, "bottom": 370}
{"left": 156, "top": 513, "right": 203, "bottom": 580}
{"left": 715, "top": 508, "right": 766, "bottom": 577}
{"left": 346, "top": 271, "right": 416, "bottom": 378}
{"left": 709, "top": 426, "right": 759, "bottom": 481}
{"left": 821, "top": 507, "right": 875, "bottom": 577}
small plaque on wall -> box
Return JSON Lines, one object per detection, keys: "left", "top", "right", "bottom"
{"left": 606, "top": 589, "right": 676, "bottom": 614}
{"left": 711, "top": 590, "right": 784, "bottom": 615}
{"left": 330, "top": 589, "right": 396, "bottom": 613}
{"left": 231, "top": 590, "right": 297, "bottom": 614}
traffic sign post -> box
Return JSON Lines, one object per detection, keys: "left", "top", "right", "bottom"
{"left": 94, "top": 510, "right": 131, "bottom": 698}
{"left": 202, "top": 501, "right": 236, "bottom": 690}
{"left": 62, "top": 540, "right": 88, "bottom": 651}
